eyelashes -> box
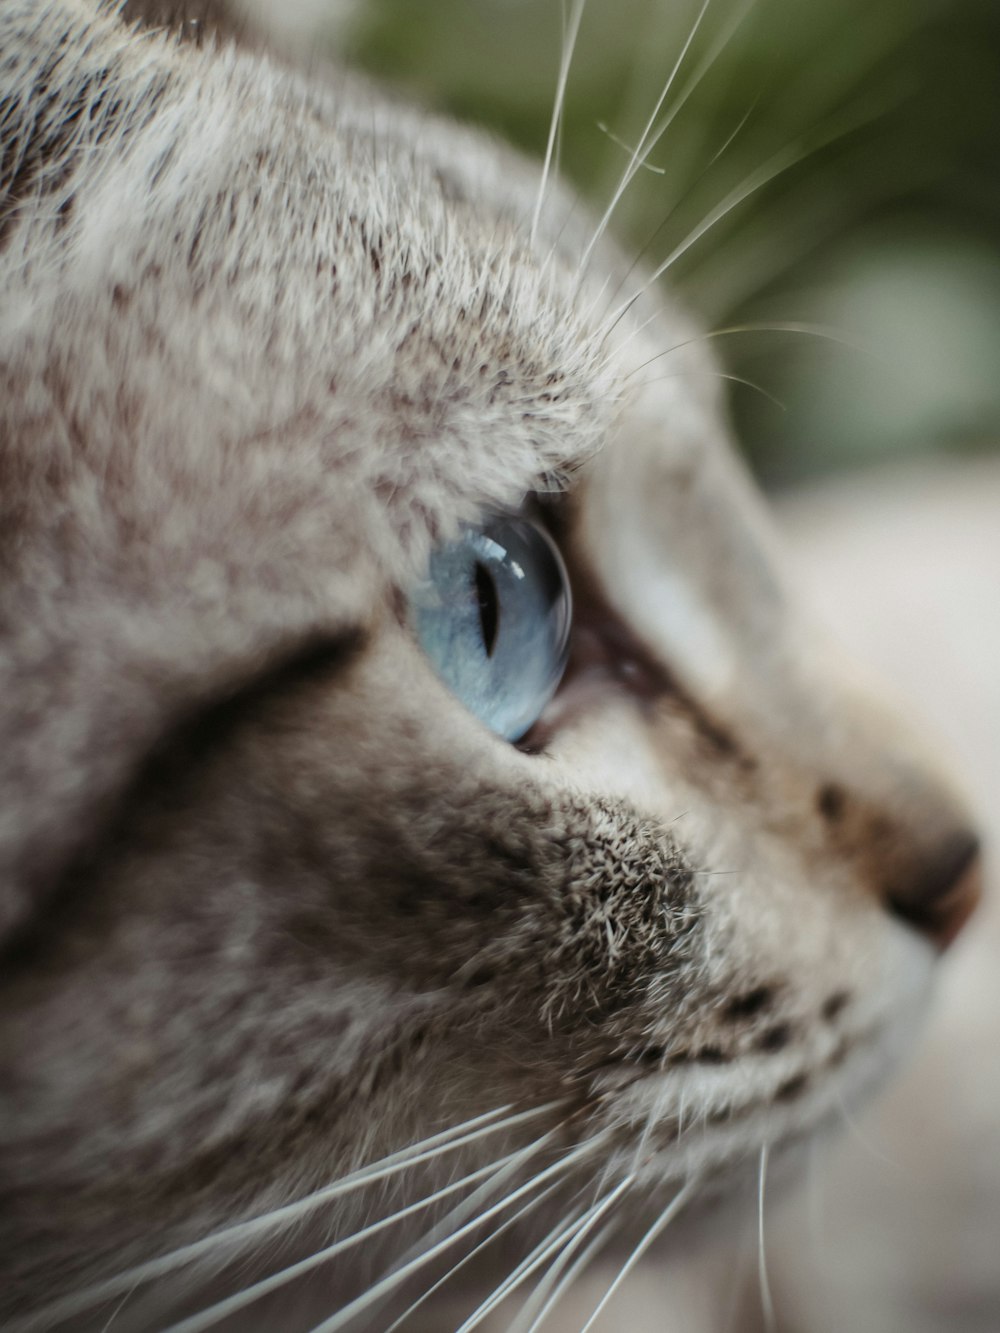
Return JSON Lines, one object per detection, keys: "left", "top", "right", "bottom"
{"left": 409, "top": 513, "right": 572, "bottom": 741}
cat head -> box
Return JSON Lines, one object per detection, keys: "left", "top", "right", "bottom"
{"left": 0, "top": 1, "right": 981, "bottom": 1325}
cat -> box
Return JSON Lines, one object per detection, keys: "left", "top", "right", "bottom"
{"left": 0, "top": 1, "right": 983, "bottom": 1329}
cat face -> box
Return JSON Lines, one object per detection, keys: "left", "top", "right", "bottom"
{"left": 0, "top": 2, "right": 981, "bottom": 1327}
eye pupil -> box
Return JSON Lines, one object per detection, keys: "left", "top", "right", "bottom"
{"left": 474, "top": 560, "right": 500, "bottom": 658}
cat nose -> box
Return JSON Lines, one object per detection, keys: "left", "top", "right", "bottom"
{"left": 883, "top": 829, "right": 982, "bottom": 950}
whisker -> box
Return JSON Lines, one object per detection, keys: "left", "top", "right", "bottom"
{"left": 25, "top": 1102, "right": 558, "bottom": 1330}
{"left": 632, "top": 369, "right": 786, "bottom": 411}
{"left": 455, "top": 1175, "right": 632, "bottom": 1333}
{"left": 520, "top": 1215, "right": 621, "bottom": 1333}
{"left": 624, "top": 320, "right": 874, "bottom": 380}
{"left": 757, "top": 1143, "right": 775, "bottom": 1332}
{"left": 381, "top": 1178, "right": 568, "bottom": 1333}
{"left": 679, "top": 83, "right": 914, "bottom": 315}
{"left": 362, "top": 1126, "right": 565, "bottom": 1331}
{"left": 578, "top": 1178, "right": 696, "bottom": 1332}
{"left": 98, "top": 1286, "right": 138, "bottom": 1333}
{"left": 595, "top": 86, "right": 762, "bottom": 322}
{"left": 606, "top": 141, "right": 816, "bottom": 331}
{"left": 531, "top": 0, "right": 587, "bottom": 247}
{"left": 507, "top": 1177, "right": 634, "bottom": 1333}
{"left": 587, "top": 0, "right": 757, "bottom": 314}
{"left": 453, "top": 1200, "right": 591, "bottom": 1332}
{"left": 308, "top": 1133, "right": 607, "bottom": 1333}
{"left": 602, "top": 94, "right": 894, "bottom": 334}
{"left": 166, "top": 1137, "right": 554, "bottom": 1333}
{"left": 833, "top": 1091, "right": 903, "bottom": 1171}
{"left": 596, "top": 122, "right": 667, "bottom": 174}
{"left": 577, "top": 0, "right": 713, "bottom": 282}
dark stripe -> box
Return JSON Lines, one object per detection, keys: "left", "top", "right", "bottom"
{"left": 0, "top": 626, "right": 367, "bottom": 975}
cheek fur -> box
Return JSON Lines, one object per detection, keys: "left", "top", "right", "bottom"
{"left": 0, "top": 1, "right": 979, "bottom": 1327}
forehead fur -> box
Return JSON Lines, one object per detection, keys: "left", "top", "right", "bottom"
{"left": 1, "top": 1, "right": 637, "bottom": 581}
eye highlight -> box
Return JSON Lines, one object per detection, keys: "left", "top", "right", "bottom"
{"left": 410, "top": 515, "right": 572, "bottom": 741}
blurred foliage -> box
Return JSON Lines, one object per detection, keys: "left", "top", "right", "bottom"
{"left": 335, "top": 0, "right": 1000, "bottom": 484}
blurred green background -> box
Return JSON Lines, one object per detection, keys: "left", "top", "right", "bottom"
{"left": 325, "top": 0, "right": 1000, "bottom": 485}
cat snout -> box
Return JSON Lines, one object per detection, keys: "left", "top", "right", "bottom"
{"left": 883, "top": 828, "right": 982, "bottom": 951}
{"left": 815, "top": 771, "right": 983, "bottom": 950}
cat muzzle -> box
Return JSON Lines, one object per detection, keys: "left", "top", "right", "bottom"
{"left": 884, "top": 829, "right": 983, "bottom": 951}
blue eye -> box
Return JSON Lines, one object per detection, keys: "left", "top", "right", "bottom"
{"left": 410, "top": 515, "right": 572, "bottom": 742}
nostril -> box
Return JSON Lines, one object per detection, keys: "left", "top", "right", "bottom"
{"left": 886, "top": 830, "right": 982, "bottom": 950}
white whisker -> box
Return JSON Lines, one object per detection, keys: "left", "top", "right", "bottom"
{"left": 364, "top": 1126, "right": 566, "bottom": 1330}
{"left": 392, "top": 1128, "right": 553, "bottom": 1262}
{"left": 596, "top": 122, "right": 667, "bottom": 174}
{"left": 577, "top": 0, "right": 713, "bottom": 281}
{"left": 603, "top": 0, "right": 759, "bottom": 285}
{"left": 607, "top": 139, "right": 813, "bottom": 330}
{"left": 833, "top": 1091, "right": 903, "bottom": 1171}
{"left": 705, "top": 87, "right": 763, "bottom": 172}
{"left": 454, "top": 1200, "right": 591, "bottom": 1333}
{"left": 578, "top": 1178, "right": 696, "bottom": 1333}
{"left": 308, "top": 1133, "right": 606, "bottom": 1333}
{"left": 522, "top": 1215, "right": 620, "bottom": 1333}
{"left": 531, "top": 0, "right": 587, "bottom": 247}
{"left": 167, "top": 1138, "right": 552, "bottom": 1333}
{"left": 650, "top": 0, "right": 756, "bottom": 172}
{"left": 604, "top": 95, "right": 895, "bottom": 330}
{"left": 625, "top": 320, "right": 873, "bottom": 379}
{"left": 455, "top": 1176, "right": 630, "bottom": 1333}
{"left": 98, "top": 1285, "right": 138, "bottom": 1333}
{"left": 595, "top": 83, "right": 762, "bottom": 328}
{"left": 26, "top": 1102, "right": 559, "bottom": 1330}
{"left": 634, "top": 369, "right": 786, "bottom": 410}
{"left": 757, "top": 1143, "right": 775, "bottom": 1332}
{"left": 507, "top": 1177, "right": 634, "bottom": 1333}
{"left": 382, "top": 1178, "right": 568, "bottom": 1333}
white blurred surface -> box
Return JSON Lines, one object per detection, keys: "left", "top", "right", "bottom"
{"left": 528, "top": 457, "right": 1000, "bottom": 1332}
{"left": 768, "top": 458, "right": 1000, "bottom": 1333}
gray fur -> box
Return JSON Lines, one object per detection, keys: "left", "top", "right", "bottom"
{"left": 0, "top": 2, "right": 980, "bottom": 1327}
